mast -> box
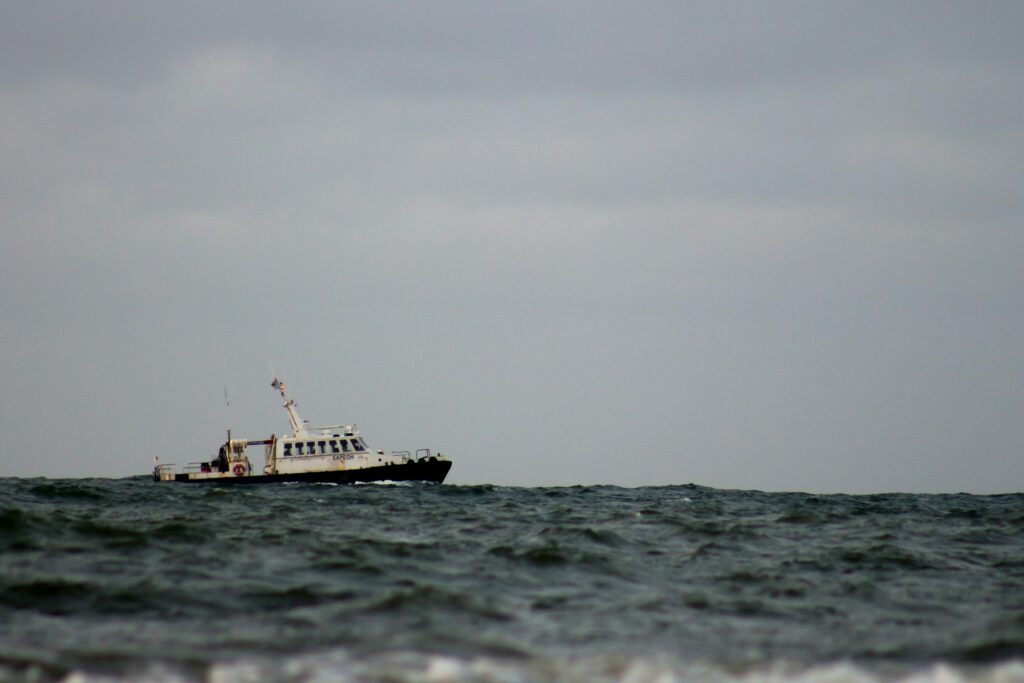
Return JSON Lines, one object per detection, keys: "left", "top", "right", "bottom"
{"left": 271, "top": 377, "right": 308, "bottom": 437}
{"left": 224, "top": 385, "right": 232, "bottom": 445}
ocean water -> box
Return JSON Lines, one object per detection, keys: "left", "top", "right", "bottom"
{"left": 1, "top": 479, "right": 1023, "bottom": 683}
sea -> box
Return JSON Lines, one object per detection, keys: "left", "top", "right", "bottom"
{"left": 1, "top": 479, "right": 1022, "bottom": 683}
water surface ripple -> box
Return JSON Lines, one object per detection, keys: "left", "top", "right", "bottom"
{"left": 1, "top": 479, "right": 1022, "bottom": 682}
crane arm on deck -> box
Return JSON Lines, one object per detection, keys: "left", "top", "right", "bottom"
{"left": 271, "top": 377, "right": 308, "bottom": 437}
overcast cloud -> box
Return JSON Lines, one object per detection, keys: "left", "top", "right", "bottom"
{"left": 1, "top": 2, "right": 1021, "bottom": 492}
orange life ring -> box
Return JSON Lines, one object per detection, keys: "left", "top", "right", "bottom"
{"left": 232, "top": 463, "right": 246, "bottom": 476}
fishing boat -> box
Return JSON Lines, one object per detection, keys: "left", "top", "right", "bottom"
{"left": 152, "top": 377, "right": 452, "bottom": 485}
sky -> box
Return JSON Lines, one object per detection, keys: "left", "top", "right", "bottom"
{"left": 1, "top": 2, "right": 1021, "bottom": 492}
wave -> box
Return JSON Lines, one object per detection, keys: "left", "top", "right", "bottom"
{"left": 2, "top": 481, "right": 1023, "bottom": 683}
{"left": 26, "top": 481, "right": 107, "bottom": 501}
{"left": 3, "top": 654, "right": 1023, "bottom": 683}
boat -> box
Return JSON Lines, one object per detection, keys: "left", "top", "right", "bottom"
{"left": 152, "top": 377, "right": 452, "bottom": 485}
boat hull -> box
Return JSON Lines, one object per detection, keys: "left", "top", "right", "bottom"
{"left": 157, "top": 459, "right": 452, "bottom": 485}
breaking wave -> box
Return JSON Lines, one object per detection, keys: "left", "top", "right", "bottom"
{"left": 4, "top": 654, "right": 1024, "bottom": 683}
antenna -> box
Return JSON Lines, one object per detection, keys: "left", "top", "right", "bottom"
{"left": 224, "top": 385, "right": 232, "bottom": 443}
{"left": 221, "top": 343, "right": 231, "bottom": 443}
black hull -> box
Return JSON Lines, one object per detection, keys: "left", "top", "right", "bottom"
{"left": 159, "top": 460, "right": 452, "bottom": 485}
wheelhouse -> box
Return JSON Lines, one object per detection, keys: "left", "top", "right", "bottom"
{"left": 281, "top": 435, "right": 368, "bottom": 457}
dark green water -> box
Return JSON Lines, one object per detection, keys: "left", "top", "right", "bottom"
{"left": 1, "top": 478, "right": 1023, "bottom": 682}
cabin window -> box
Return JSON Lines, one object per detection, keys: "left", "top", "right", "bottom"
{"left": 329, "top": 440, "right": 340, "bottom": 453}
{"left": 339, "top": 439, "right": 350, "bottom": 452}
{"left": 318, "top": 441, "right": 327, "bottom": 454}
{"left": 352, "top": 439, "right": 366, "bottom": 452}
{"left": 295, "top": 443, "right": 304, "bottom": 455}
{"left": 306, "top": 442, "right": 316, "bottom": 455}
{"left": 284, "top": 443, "right": 292, "bottom": 456}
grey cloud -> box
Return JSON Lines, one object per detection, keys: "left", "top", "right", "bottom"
{"left": 1, "top": 2, "right": 1021, "bottom": 492}
{"left": 4, "top": 2, "right": 1021, "bottom": 93}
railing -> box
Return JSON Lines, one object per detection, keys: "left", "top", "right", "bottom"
{"left": 153, "top": 464, "right": 178, "bottom": 481}
{"left": 389, "top": 449, "right": 442, "bottom": 463}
